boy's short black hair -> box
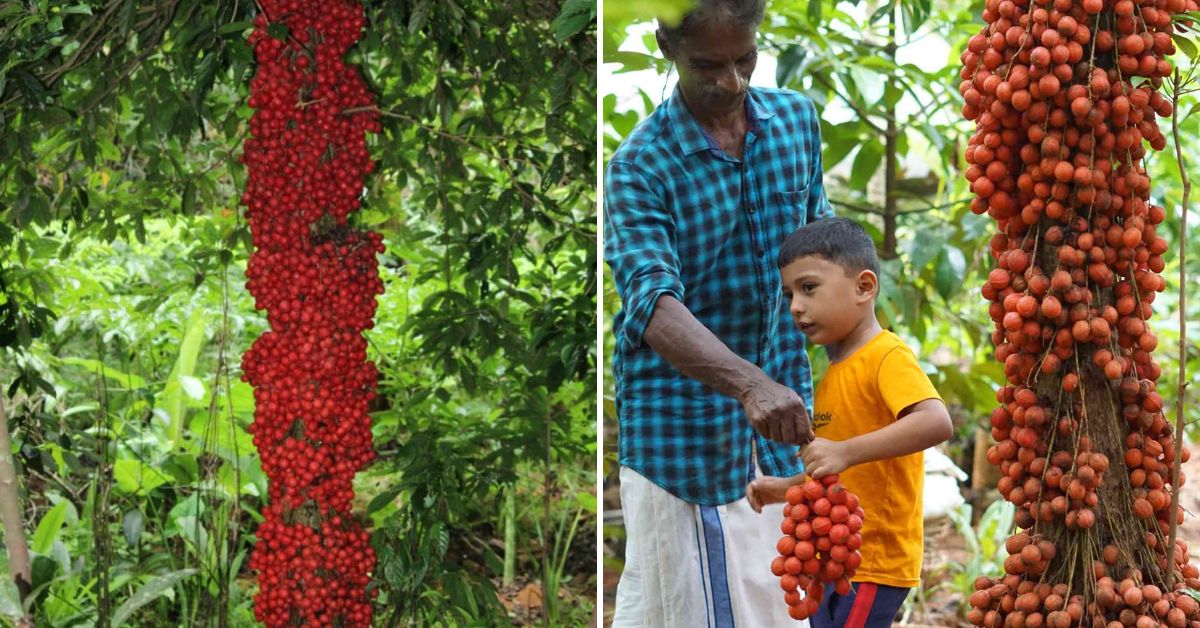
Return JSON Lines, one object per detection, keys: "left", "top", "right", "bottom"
{"left": 778, "top": 217, "right": 880, "bottom": 276}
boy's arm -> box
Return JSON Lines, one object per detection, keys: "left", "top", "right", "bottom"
{"left": 801, "top": 398, "right": 953, "bottom": 478}
{"left": 746, "top": 473, "right": 806, "bottom": 513}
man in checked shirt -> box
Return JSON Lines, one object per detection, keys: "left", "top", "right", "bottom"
{"left": 605, "top": 0, "right": 833, "bottom": 625}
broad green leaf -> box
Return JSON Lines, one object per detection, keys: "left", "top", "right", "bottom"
{"left": 849, "top": 140, "right": 885, "bottom": 190}
{"left": 122, "top": 510, "right": 143, "bottom": 547}
{"left": 111, "top": 569, "right": 198, "bottom": 627}
{"left": 187, "top": 411, "right": 253, "bottom": 461}
{"left": 368, "top": 487, "right": 405, "bottom": 514}
{"left": 179, "top": 375, "right": 205, "bottom": 400}
{"left": 266, "top": 22, "right": 288, "bottom": 41}
{"left": 31, "top": 502, "right": 68, "bottom": 555}
{"left": 605, "top": 51, "right": 658, "bottom": 73}
{"left": 551, "top": 0, "right": 595, "bottom": 43}
{"left": 53, "top": 357, "right": 145, "bottom": 388}
{"left": 158, "top": 309, "right": 207, "bottom": 445}
{"left": 113, "top": 458, "right": 170, "bottom": 495}
{"left": 603, "top": 0, "right": 694, "bottom": 27}
{"left": 935, "top": 247, "right": 967, "bottom": 301}
{"left": 0, "top": 579, "right": 22, "bottom": 619}
{"left": 907, "top": 225, "right": 945, "bottom": 273}
{"left": 1173, "top": 33, "right": 1199, "bottom": 60}
{"left": 217, "top": 20, "right": 253, "bottom": 36}
{"left": 821, "top": 121, "right": 863, "bottom": 170}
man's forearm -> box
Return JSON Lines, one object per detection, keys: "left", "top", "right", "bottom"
{"left": 642, "top": 295, "right": 768, "bottom": 403}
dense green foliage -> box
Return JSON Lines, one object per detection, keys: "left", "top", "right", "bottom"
{"left": 1, "top": 0, "right": 597, "bottom": 625}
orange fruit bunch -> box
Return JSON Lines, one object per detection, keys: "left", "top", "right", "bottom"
{"left": 770, "top": 474, "right": 865, "bottom": 620}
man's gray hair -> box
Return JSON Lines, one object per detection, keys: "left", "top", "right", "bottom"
{"left": 658, "top": 0, "right": 768, "bottom": 45}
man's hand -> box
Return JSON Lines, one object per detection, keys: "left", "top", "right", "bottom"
{"left": 800, "top": 438, "right": 855, "bottom": 478}
{"left": 746, "top": 475, "right": 804, "bottom": 513}
{"left": 741, "top": 379, "right": 813, "bottom": 445}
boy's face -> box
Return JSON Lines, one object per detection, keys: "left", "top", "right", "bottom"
{"left": 779, "top": 255, "right": 877, "bottom": 346}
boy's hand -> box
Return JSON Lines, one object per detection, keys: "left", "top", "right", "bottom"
{"left": 741, "top": 380, "right": 814, "bottom": 445}
{"left": 746, "top": 475, "right": 802, "bottom": 513}
{"left": 800, "top": 438, "right": 855, "bottom": 478}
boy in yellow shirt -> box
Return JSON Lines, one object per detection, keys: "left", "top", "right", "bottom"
{"left": 747, "top": 217, "right": 954, "bottom": 627}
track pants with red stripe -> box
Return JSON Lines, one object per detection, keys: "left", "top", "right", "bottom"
{"left": 809, "top": 581, "right": 910, "bottom": 628}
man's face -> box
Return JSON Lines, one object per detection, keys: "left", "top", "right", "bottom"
{"left": 660, "top": 21, "right": 758, "bottom": 117}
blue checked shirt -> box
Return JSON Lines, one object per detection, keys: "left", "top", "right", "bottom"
{"left": 605, "top": 86, "right": 834, "bottom": 506}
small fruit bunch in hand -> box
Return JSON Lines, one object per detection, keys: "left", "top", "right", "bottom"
{"left": 771, "top": 474, "right": 865, "bottom": 621}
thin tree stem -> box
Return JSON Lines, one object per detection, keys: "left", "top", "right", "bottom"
{"left": 1167, "top": 67, "right": 1190, "bottom": 590}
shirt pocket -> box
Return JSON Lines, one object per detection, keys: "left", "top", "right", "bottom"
{"left": 763, "top": 187, "right": 812, "bottom": 251}
{"left": 774, "top": 188, "right": 811, "bottom": 223}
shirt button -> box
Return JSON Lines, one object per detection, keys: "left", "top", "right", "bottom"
{"left": 748, "top": 206, "right": 756, "bottom": 213}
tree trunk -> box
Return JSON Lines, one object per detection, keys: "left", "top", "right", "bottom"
{"left": 882, "top": 3, "right": 899, "bottom": 260}
{"left": 0, "top": 393, "right": 34, "bottom": 628}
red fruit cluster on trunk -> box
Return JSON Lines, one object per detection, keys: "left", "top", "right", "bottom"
{"left": 238, "top": 1, "right": 383, "bottom": 625}
{"left": 961, "top": 0, "right": 1200, "bottom": 626}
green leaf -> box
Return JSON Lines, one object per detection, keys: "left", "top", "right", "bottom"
{"left": 1173, "top": 33, "right": 1199, "bottom": 60}
{"left": 111, "top": 569, "right": 199, "bottom": 626}
{"left": 821, "top": 121, "right": 863, "bottom": 170}
{"left": 158, "top": 309, "right": 207, "bottom": 445}
{"left": 181, "top": 180, "right": 196, "bottom": 215}
{"left": 602, "top": 0, "right": 694, "bottom": 27}
{"left": 113, "top": 458, "right": 170, "bottom": 495}
{"left": 935, "top": 247, "right": 967, "bottom": 301}
{"left": 266, "top": 22, "right": 289, "bottom": 41}
{"left": 217, "top": 20, "right": 254, "bottom": 36}
{"left": 551, "top": 0, "right": 595, "bottom": 43}
{"left": 869, "top": 0, "right": 896, "bottom": 25}
{"left": 179, "top": 375, "right": 205, "bottom": 400}
{"left": 367, "top": 487, "right": 404, "bottom": 514}
{"left": 0, "top": 579, "right": 22, "bottom": 619}
{"left": 908, "top": 228, "right": 944, "bottom": 274}
{"left": 118, "top": 0, "right": 135, "bottom": 35}
{"left": 605, "top": 51, "right": 657, "bottom": 73}
{"left": 807, "top": 0, "right": 823, "bottom": 23}
{"left": 53, "top": 357, "right": 146, "bottom": 388}
{"left": 849, "top": 140, "right": 884, "bottom": 189}
{"left": 31, "top": 502, "right": 68, "bottom": 554}
{"left": 122, "top": 509, "right": 143, "bottom": 547}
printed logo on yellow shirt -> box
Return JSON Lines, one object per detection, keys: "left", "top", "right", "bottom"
{"left": 812, "top": 411, "right": 832, "bottom": 431}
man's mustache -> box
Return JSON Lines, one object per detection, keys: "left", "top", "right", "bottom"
{"left": 700, "top": 76, "right": 750, "bottom": 103}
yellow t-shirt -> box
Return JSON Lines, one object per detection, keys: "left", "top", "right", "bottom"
{"left": 811, "top": 330, "right": 941, "bottom": 589}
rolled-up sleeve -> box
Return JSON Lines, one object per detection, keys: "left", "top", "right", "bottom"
{"left": 604, "top": 159, "right": 684, "bottom": 349}
{"left": 804, "top": 99, "right": 834, "bottom": 222}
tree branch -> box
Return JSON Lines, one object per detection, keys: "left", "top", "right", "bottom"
{"left": 810, "top": 72, "right": 891, "bottom": 135}
{"left": 831, "top": 197, "right": 969, "bottom": 217}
